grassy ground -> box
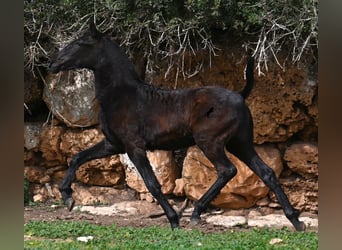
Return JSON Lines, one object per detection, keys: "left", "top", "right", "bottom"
{"left": 24, "top": 220, "right": 317, "bottom": 250}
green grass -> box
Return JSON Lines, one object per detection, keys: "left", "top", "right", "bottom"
{"left": 24, "top": 221, "right": 317, "bottom": 250}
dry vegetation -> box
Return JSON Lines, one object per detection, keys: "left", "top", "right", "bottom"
{"left": 24, "top": 0, "right": 318, "bottom": 80}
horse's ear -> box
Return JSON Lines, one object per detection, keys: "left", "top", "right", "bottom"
{"left": 89, "top": 19, "right": 102, "bottom": 39}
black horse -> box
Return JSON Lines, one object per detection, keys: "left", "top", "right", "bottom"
{"left": 49, "top": 20, "right": 305, "bottom": 231}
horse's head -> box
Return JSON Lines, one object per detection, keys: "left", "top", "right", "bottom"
{"left": 49, "top": 20, "right": 104, "bottom": 73}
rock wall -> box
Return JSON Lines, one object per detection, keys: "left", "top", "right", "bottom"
{"left": 175, "top": 145, "right": 283, "bottom": 209}
{"left": 147, "top": 49, "right": 317, "bottom": 144}
{"left": 24, "top": 124, "right": 125, "bottom": 203}
{"left": 24, "top": 46, "right": 317, "bottom": 213}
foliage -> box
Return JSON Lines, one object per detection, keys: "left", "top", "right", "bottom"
{"left": 24, "top": 175, "right": 31, "bottom": 205}
{"left": 24, "top": 220, "right": 318, "bottom": 249}
{"left": 24, "top": 0, "right": 318, "bottom": 79}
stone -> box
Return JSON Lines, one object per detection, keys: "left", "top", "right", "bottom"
{"left": 277, "top": 177, "right": 318, "bottom": 213}
{"left": 24, "top": 123, "right": 42, "bottom": 151}
{"left": 248, "top": 210, "right": 262, "bottom": 217}
{"left": 59, "top": 128, "right": 104, "bottom": 161}
{"left": 244, "top": 68, "right": 317, "bottom": 144}
{"left": 51, "top": 169, "right": 67, "bottom": 182}
{"left": 247, "top": 214, "right": 318, "bottom": 230}
{"left": 248, "top": 214, "right": 292, "bottom": 229}
{"left": 43, "top": 69, "right": 99, "bottom": 128}
{"left": 120, "top": 150, "right": 179, "bottom": 195}
{"left": 255, "top": 197, "right": 270, "bottom": 207}
{"left": 80, "top": 204, "right": 135, "bottom": 216}
{"left": 59, "top": 128, "right": 125, "bottom": 186}
{"left": 173, "top": 178, "right": 186, "bottom": 196}
{"left": 79, "top": 200, "right": 158, "bottom": 216}
{"left": 70, "top": 183, "right": 135, "bottom": 206}
{"left": 77, "top": 236, "right": 94, "bottom": 243}
{"left": 31, "top": 184, "right": 50, "bottom": 202}
{"left": 75, "top": 156, "right": 125, "bottom": 186}
{"left": 39, "top": 125, "right": 65, "bottom": 164}
{"left": 51, "top": 184, "right": 62, "bottom": 200}
{"left": 284, "top": 142, "right": 318, "bottom": 178}
{"left": 269, "top": 238, "right": 284, "bottom": 245}
{"left": 268, "top": 202, "right": 281, "bottom": 208}
{"left": 33, "top": 193, "right": 45, "bottom": 203}
{"left": 206, "top": 215, "right": 247, "bottom": 228}
{"left": 176, "top": 145, "right": 283, "bottom": 209}
{"left": 24, "top": 166, "right": 46, "bottom": 183}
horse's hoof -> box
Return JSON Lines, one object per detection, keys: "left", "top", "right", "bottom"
{"left": 171, "top": 223, "right": 179, "bottom": 230}
{"left": 295, "top": 221, "right": 306, "bottom": 232}
{"left": 65, "top": 197, "right": 75, "bottom": 211}
{"left": 190, "top": 216, "right": 200, "bottom": 225}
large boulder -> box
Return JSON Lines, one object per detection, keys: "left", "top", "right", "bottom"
{"left": 120, "top": 150, "right": 180, "bottom": 196}
{"left": 59, "top": 128, "right": 125, "bottom": 186}
{"left": 283, "top": 142, "right": 318, "bottom": 178}
{"left": 175, "top": 145, "right": 283, "bottom": 209}
{"left": 43, "top": 69, "right": 99, "bottom": 128}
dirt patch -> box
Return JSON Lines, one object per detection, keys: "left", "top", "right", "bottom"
{"left": 24, "top": 197, "right": 318, "bottom": 233}
{"left": 24, "top": 200, "right": 228, "bottom": 233}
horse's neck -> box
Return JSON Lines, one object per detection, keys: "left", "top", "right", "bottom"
{"left": 91, "top": 43, "right": 149, "bottom": 105}
{"left": 93, "top": 64, "right": 141, "bottom": 105}
{"left": 94, "top": 59, "right": 139, "bottom": 85}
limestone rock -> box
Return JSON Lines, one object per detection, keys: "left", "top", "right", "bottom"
{"left": 284, "top": 142, "right": 318, "bottom": 178}
{"left": 206, "top": 215, "right": 247, "bottom": 228}
{"left": 70, "top": 183, "right": 135, "bottom": 206}
{"left": 43, "top": 69, "right": 99, "bottom": 128}
{"left": 247, "top": 214, "right": 318, "bottom": 230}
{"left": 59, "top": 128, "right": 104, "bottom": 162}
{"left": 120, "top": 150, "right": 179, "bottom": 196}
{"left": 59, "top": 128, "right": 125, "bottom": 186}
{"left": 276, "top": 177, "right": 318, "bottom": 213}
{"left": 24, "top": 123, "right": 42, "bottom": 151}
{"left": 30, "top": 183, "right": 50, "bottom": 203}
{"left": 176, "top": 145, "right": 283, "bottom": 209}
{"left": 173, "top": 178, "right": 186, "bottom": 196}
{"left": 39, "top": 125, "right": 65, "bottom": 165}
{"left": 247, "top": 71, "right": 317, "bottom": 143}
{"left": 24, "top": 123, "right": 46, "bottom": 167}
{"left": 24, "top": 166, "right": 46, "bottom": 183}
{"left": 79, "top": 201, "right": 158, "bottom": 216}
{"left": 75, "top": 156, "right": 125, "bottom": 186}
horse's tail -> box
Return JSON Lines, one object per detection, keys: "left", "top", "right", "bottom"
{"left": 239, "top": 56, "right": 254, "bottom": 99}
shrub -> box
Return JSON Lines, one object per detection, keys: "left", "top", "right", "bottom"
{"left": 24, "top": 0, "right": 318, "bottom": 78}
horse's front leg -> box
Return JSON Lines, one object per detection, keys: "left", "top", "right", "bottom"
{"left": 126, "top": 145, "right": 179, "bottom": 229}
{"left": 59, "top": 138, "right": 123, "bottom": 211}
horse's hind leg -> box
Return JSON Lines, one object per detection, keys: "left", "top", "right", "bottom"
{"left": 190, "top": 143, "right": 237, "bottom": 224}
{"left": 59, "top": 138, "right": 122, "bottom": 211}
{"left": 230, "top": 144, "right": 306, "bottom": 231}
